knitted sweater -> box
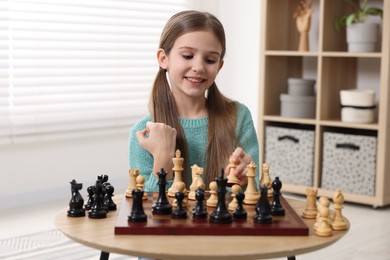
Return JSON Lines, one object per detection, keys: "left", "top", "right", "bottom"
{"left": 128, "top": 102, "right": 260, "bottom": 192}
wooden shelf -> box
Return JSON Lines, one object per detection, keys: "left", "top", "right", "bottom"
{"left": 259, "top": 0, "right": 390, "bottom": 207}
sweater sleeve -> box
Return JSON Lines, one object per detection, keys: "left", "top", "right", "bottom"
{"left": 235, "top": 102, "right": 260, "bottom": 189}
{"left": 128, "top": 115, "right": 173, "bottom": 192}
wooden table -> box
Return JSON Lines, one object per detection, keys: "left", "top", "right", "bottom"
{"left": 55, "top": 194, "right": 348, "bottom": 260}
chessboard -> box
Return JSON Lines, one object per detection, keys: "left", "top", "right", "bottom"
{"left": 114, "top": 192, "right": 309, "bottom": 236}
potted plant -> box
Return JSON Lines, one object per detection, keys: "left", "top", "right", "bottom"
{"left": 334, "top": 0, "right": 383, "bottom": 52}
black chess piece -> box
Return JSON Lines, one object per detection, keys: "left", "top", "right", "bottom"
{"left": 104, "top": 184, "right": 117, "bottom": 211}
{"left": 172, "top": 191, "right": 187, "bottom": 219}
{"left": 210, "top": 168, "right": 233, "bottom": 224}
{"left": 67, "top": 179, "right": 85, "bottom": 217}
{"left": 253, "top": 185, "right": 273, "bottom": 224}
{"left": 270, "top": 176, "right": 285, "bottom": 216}
{"left": 233, "top": 192, "right": 247, "bottom": 220}
{"left": 84, "top": 185, "right": 94, "bottom": 210}
{"left": 192, "top": 188, "right": 208, "bottom": 218}
{"left": 152, "top": 168, "right": 172, "bottom": 215}
{"left": 88, "top": 180, "right": 107, "bottom": 219}
{"left": 128, "top": 189, "right": 147, "bottom": 222}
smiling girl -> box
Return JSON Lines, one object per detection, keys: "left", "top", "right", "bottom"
{"left": 129, "top": 10, "right": 259, "bottom": 191}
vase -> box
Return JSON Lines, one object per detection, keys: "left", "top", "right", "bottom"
{"left": 346, "top": 23, "right": 379, "bottom": 52}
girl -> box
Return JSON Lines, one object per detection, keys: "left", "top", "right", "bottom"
{"left": 129, "top": 10, "right": 259, "bottom": 191}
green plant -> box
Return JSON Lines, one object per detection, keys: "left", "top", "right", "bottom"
{"left": 334, "top": 0, "right": 383, "bottom": 31}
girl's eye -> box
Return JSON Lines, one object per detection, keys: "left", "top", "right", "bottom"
{"left": 206, "top": 59, "right": 216, "bottom": 64}
{"left": 183, "top": 55, "right": 193, "bottom": 60}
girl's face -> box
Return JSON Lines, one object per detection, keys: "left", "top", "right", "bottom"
{"left": 158, "top": 30, "right": 224, "bottom": 102}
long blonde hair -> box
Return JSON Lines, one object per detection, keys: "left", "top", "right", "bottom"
{"left": 150, "top": 10, "right": 237, "bottom": 185}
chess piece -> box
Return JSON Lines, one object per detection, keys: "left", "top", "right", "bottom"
{"left": 104, "top": 184, "right": 117, "bottom": 211}
{"left": 152, "top": 168, "right": 172, "bottom": 215}
{"left": 244, "top": 161, "right": 260, "bottom": 205}
{"left": 188, "top": 164, "right": 205, "bottom": 200}
{"left": 67, "top": 179, "right": 85, "bottom": 217}
{"left": 84, "top": 185, "right": 94, "bottom": 210}
{"left": 88, "top": 180, "right": 107, "bottom": 219}
{"left": 315, "top": 196, "right": 333, "bottom": 237}
{"left": 331, "top": 189, "right": 349, "bottom": 230}
{"left": 206, "top": 181, "right": 218, "bottom": 207}
{"left": 192, "top": 188, "right": 208, "bottom": 219}
{"left": 128, "top": 189, "right": 147, "bottom": 222}
{"left": 253, "top": 186, "right": 273, "bottom": 224}
{"left": 125, "top": 169, "right": 139, "bottom": 198}
{"left": 233, "top": 192, "right": 247, "bottom": 220}
{"left": 293, "top": 0, "right": 313, "bottom": 52}
{"left": 136, "top": 175, "right": 148, "bottom": 200}
{"left": 314, "top": 196, "right": 330, "bottom": 231}
{"left": 260, "top": 163, "right": 273, "bottom": 197}
{"left": 228, "top": 184, "right": 241, "bottom": 211}
{"left": 168, "top": 149, "right": 187, "bottom": 197}
{"left": 210, "top": 169, "right": 233, "bottom": 224}
{"left": 227, "top": 154, "right": 240, "bottom": 187}
{"left": 302, "top": 187, "right": 317, "bottom": 219}
{"left": 172, "top": 181, "right": 188, "bottom": 208}
{"left": 270, "top": 177, "right": 285, "bottom": 216}
{"left": 172, "top": 191, "right": 187, "bottom": 219}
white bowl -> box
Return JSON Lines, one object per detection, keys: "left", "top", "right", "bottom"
{"left": 340, "top": 89, "right": 375, "bottom": 107}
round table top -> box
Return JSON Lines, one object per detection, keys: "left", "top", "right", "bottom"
{"left": 55, "top": 194, "right": 349, "bottom": 260}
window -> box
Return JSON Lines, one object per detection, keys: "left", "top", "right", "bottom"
{"left": 0, "top": 0, "right": 190, "bottom": 144}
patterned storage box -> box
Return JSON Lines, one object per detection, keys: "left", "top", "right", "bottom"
{"left": 265, "top": 126, "right": 314, "bottom": 186}
{"left": 321, "top": 132, "right": 377, "bottom": 196}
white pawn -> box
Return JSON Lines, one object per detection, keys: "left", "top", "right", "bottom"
{"left": 314, "top": 196, "right": 329, "bottom": 231}
{"left": 331, "top": 189, "right": 349, "bottom": 230}
{"left": 136, "top": 175, "right": 148, "bottom": 200}
{"left": 244, "top": 161, "right": 260, "bottom": 205}
{"left": 206, "top": 181, "right": 218, "bottom": 207}
{"left": 125, "top": 169, "right": 139, "bottom": 198}
{"left": 228, "top": 185, "right": 241, "bottom": 211}
{"left": 315, "top": 198, "right": 333, "bottom": 237}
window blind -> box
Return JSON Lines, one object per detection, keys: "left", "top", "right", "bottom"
{"left": 0, "top": 0, "right": 189, "bottom": 144}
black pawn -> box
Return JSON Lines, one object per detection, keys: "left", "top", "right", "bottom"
{"left": 128, "top": 189, "right": 147, "bottom": 222}
{"left": 104, "top": 184, "right": 117, "bottom": 211}
{"left": 84, "top": 185, "right": 94, "bottom": 210}
{"left": 88, "top": 180, "right": 107, "bottom": 219}
{"left": 253, "top": 186, "right": 272, "bottom": 224}
{"left": 233, "top": 192, "right": 247, "bottom": 220}
{"left": 172, "top": 191, "right": 187, "bottom": 219}
{"left": 271, "top": 176, "right": 285, "bottom": 216}
{"left": 67, "top": 179, "right": 85, "bottom": 217}
{"left": 210, "top": 169, "right": 233, "bottom": 224}
{"left": 152, "top": 168, "right": 172, "bottom": 215}
{"left": 192, "top": 188, "right": 208, "bottom": 218}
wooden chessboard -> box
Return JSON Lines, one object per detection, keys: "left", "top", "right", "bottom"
{"left": 114, "top": 192, "right": 309, "bottom": 236}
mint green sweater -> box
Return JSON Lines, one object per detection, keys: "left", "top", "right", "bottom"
{"left": 128, "top": 102, "right": 259, "bottom": 192}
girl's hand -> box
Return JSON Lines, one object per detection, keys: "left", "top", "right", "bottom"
{"left": 136, "top": 122, "right": 177, "bottom": 177}
{"left": 225, "top": 147, "right": 252, "bottom": 186}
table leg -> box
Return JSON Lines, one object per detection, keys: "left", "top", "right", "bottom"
{"left": 287, "top": 256, "right": 296, "bottom": 260}
{"left": 100, "top": 251, "right": 110, "bottom": 260}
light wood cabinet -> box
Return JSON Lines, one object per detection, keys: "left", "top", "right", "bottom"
{"left": 258, "top": 0, "right": 390, "bottom": 207}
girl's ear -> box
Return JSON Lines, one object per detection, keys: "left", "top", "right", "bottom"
{"left": 157, "top": 48, "right": 168, "bottom": 70}
{"left": 218, "top": 59, "right": 224, "bottom": 72}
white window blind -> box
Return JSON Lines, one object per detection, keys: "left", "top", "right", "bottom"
{"left": 0, "top": 0, "right": 189, "bottom": 144}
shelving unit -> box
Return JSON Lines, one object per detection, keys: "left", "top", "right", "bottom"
{"left": 258, "top": 0, "right": 390, "bottom": 207}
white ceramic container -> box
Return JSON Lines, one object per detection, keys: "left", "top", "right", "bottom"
{"left": 340, "top": 89, "right": 376, "bottom": 123}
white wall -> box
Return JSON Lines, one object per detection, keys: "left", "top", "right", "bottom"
{"left": 196, "top": 1, "right": 261, "bottom": 128}
{"left": 0, "top": 1, "right": 262, "bottom": 209}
